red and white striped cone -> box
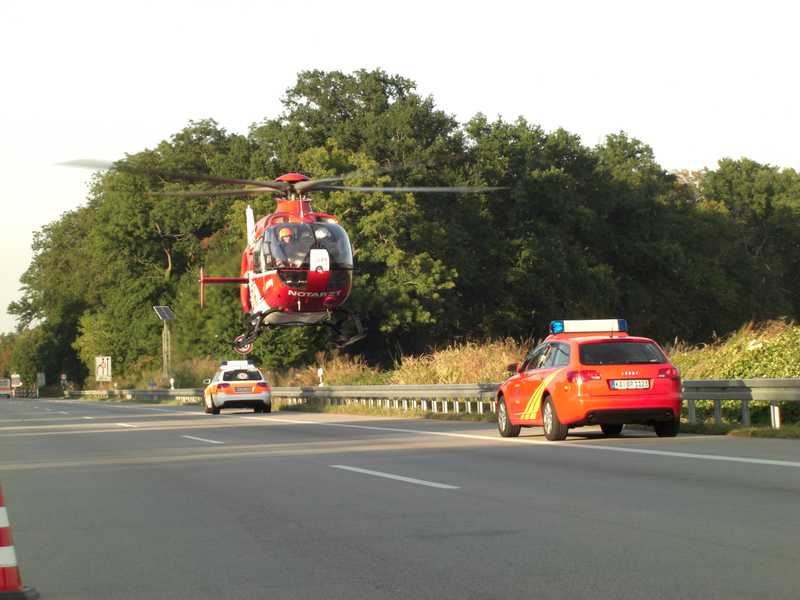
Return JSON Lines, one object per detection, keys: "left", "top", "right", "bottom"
{"left": 0, "top": 487, "right": 39, "bottom": 599}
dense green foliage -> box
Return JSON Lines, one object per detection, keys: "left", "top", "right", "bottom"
{"left": 7, "top": 69, "right": 800, "bottom": 385}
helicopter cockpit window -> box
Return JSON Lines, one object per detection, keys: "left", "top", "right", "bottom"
{"left": 263, "top": 223, "right": 353, "bottom": 269}
{"left": 253, "top": 238, "right": 269, "bottom": 273}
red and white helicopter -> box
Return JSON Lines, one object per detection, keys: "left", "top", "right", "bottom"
{"left": 64, "top": 161, "right": 502, "bottom": 353}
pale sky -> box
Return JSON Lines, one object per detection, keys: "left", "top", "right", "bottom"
{"left": 1, "top": 0, "right": 798, "bottom": 333}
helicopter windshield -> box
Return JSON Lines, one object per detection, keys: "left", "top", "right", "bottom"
{"left": 263, "top": 222, "right": 353, "bottom": 270}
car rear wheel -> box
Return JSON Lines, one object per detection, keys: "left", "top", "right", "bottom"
{"left": 601, "top": 424, "right": 624, "bottom": 436}
{"left": 654, "top": 419, "right": 680, "bottom": 437}
{"left": 497, "top": 398, "right": 521, "bottom": 438}
{"left": 203, "top": 395, "right": 213, "bottom": 415}
{"left": 543, "top": 397, "right": 568, "bottom": 441}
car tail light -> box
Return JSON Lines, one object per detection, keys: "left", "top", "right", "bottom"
{"left": 566, "top": 370, "right": 601, "bottom": 383}
{"left": 657, "top": 367, "right": 680, "bottom": 380}
{"left": 218, "top": 383, "right": 230, "bottom": 389}
{"left": 256, "top": 382, "right": 270, "bottom": 389}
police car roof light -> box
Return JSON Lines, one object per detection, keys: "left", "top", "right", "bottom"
{"left": 550, "top": 319, "right": 628, "bottom": 334}
{"left": 220, "top": 360, "right": 257, "bottom": 368}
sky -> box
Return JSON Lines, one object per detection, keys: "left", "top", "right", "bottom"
{"left": 1, "top": 0, "right": 798, "bottom": 334}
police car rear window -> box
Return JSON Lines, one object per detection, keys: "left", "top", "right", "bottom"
{"left": 579, "top": 341, "right": 666, "bottom": 365}
{"left": 222, "top": 369, "right": 263, "bottom": 382}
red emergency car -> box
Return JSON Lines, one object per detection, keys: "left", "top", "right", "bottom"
{"left": 497, "top": 319, "right": 681, "bottom": 440}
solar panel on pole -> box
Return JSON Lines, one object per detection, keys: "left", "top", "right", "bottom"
{"left": 153, "top": 306, "right": 175, "bottom": 321}
{"left": 153, "top": 306, "right": 175, "bottom": 377}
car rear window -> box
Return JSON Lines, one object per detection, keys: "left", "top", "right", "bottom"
{"left": 222, "top": 369, "right": 263, "bottom": 382}
{"left": 579, "top": 341, "right": 666, "bottom": 365}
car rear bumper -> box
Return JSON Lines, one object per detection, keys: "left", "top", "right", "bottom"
{"left": 568, "top": 393, "right": 680, "bottom": 426}
{"left": 216, "top": 392, "right": 271, "bottom": 408}
{"left": 577, "top": 407, "right": 678, "bottom": 426}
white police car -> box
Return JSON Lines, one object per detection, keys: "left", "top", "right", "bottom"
{"left": 202, "top": 360, "right": 272, "bottom": 414}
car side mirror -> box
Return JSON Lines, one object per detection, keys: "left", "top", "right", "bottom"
{"left": 506, "top": 363, "right": 519, "bottom": 374}
{"left": 203, "top": 379, "right": 211, "bottom": 385}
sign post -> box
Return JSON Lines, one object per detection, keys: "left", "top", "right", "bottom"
{"left": 153, "top": 306, "right": 175, "bottom": 380}
{"left": 95, "top": 356, "right": 112, "bottom": 383}
{"left": 36, "top": 372, "right": 45, "bottom": 399}
{"left": 10, "top": 373, "right": 21, "bottom": 399}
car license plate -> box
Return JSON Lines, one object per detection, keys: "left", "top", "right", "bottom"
{"left": 610, "top": 379, "right": 649, "bottom": 390}
{"left": 234, "top": 386, "right": 251, "bottom": 392}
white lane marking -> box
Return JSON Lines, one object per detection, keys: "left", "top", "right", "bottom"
{"left": 0, "top": 507, "right": 8, "bottom": 527}
{"left": 83, "top": 416, "right": 95, "bottom": 420}
{"left": 262, "top": 417, "right": 800, "bottom": 470}
{"left": 0, "top": 545, "right": 18, "bottom": 567}
{"left": 330, "top": 465, "right": 459, "bottom": 490}
{"left": 181, "top": 435, "right": 224, "bottom": 445}
{"left": 115, "top": 423, "right": 137, "bottom": 428}
{"left": 58, "top": 411, "right": 69, "bottom": 415}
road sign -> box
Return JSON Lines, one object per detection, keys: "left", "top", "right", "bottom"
{"left": 95, "top": 356, "right": 112, "bottom": 382}
{"left": 36, "top": 372, "right": 46, "bottom": 387}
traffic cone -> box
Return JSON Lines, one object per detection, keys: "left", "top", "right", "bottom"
{"left": 0, "top": 487, "right": 39, "bottom": 599}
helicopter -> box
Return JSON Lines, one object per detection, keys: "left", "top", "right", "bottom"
{"left": 63, "top": 160, "right": 503, "bottom": 353}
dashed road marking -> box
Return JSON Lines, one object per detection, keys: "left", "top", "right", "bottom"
{"left": 330, "top": 465, "right": 459, "bottom": 490}
{"left": 181, "top": 435, "right": 224, "bottom": 445}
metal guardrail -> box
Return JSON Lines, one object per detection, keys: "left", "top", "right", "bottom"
{"left": 61, "top": 379, "right": 800, "bottom": 428}
{"left": 271, "top": 384, "right": 499, "bottom": 415}
{"left": 682, "top": 379, "right": 800, "bottom": 428}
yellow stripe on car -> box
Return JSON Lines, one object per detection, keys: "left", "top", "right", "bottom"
{"left": 520, "top": 369, "right": 564, "bottom": 420}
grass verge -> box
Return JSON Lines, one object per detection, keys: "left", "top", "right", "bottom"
{"left": 678, "top": 421, "right": 800, "bottom": 439}
{"left": 727, "top": 425, "right": 800, "bottom": 439}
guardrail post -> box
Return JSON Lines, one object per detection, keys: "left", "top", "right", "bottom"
{"left": 478, "top": 400, "right": 484, "bottom": 414}
{"left": 741, "top": 400, "right": 750, "bottom": 427}
{"left": 442, "top": 399, "right": 448, "bottom": 414}
{"left": 770, "top": 401, "right": 781, "bottom": 429}
{"left": 713, "top": 400, "right": 722, "bottom": 425}
{"left": 467, "top": 400, "right": 472, "bottom": 414}
{"left": 686, "top": 399, "right": 696, "bottom": 424}
{"left": 403, "top": 399, "right": 408, "bottom": 411}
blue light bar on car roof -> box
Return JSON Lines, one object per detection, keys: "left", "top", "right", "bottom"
{"left": 550, "top": 319, "right": 628, "bottom": 334}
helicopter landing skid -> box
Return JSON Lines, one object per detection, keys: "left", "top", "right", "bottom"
{"left": 324, "top": 308, "right": 367, "bottom": 349}
{"left": 232, "top": 308, "right": 366, "bottom": 353}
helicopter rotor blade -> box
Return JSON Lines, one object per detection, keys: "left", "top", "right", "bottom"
{"left": 313, "top": 185, "right": 508, "bottom": 194}
{"left": 295, "top": 165, "right": 398, "bottom": 192}
{"left": 58, "top": 159, "right": 116, "bottom": 170}
{"left": 59, "top": 159, "right": 289, "bottom": 190}
{"left": 146, "top": 188, "right": 280, "bottom": 198}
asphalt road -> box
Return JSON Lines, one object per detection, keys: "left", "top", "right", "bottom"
{"left": 1, "top": 398, "right": 799, "bottom": 599}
